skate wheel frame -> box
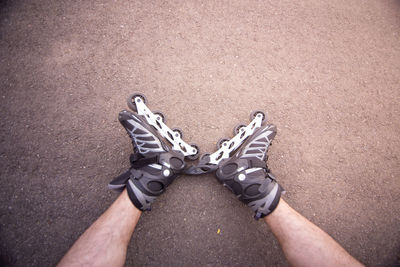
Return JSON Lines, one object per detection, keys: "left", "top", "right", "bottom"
{"left": 131, "top": 95, "right": 198, "bottom": 158}
{"left": 207, "top": 112, "right": 265, "bottom": 165}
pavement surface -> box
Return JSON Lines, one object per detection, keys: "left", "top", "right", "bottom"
{"left": 1, "top": 0, "right": 400, "bottom": 266}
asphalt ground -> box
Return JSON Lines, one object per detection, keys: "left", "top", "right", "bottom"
{"left": 0, "top": 0, "right": 399, "bottom": 266}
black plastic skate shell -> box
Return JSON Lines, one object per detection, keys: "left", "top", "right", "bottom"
{"left": 215, "top": 123, "right": 280, "bottom": 219}
{"left": 126, "top": 93, "right": 199, "bottom": 160}
{"left": 109, "top": 92, "right": 199, "bottom": 210}
{"left": 184, "top": 111, "right": 267, "bottom": 175}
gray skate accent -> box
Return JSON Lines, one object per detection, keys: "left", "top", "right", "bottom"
{"left": 247, "top": 183, "right": 279, "bottom": 214}
{"left": 126, "top": 119, "right": 165, "bottom": 154}
{"left": 128, "top": 179, "right": 156, "bottom": 210}
{"left": 108, "top": 183, "right": 126, "bottom": 190}
{"left": 148, "top": 163, "right": 163, "bottom": 170}
{"left": 245, "top": 167, "right": 262, "bottom": 174}
{"left": 241, "top": 129, "right": 273, "bottom": 160}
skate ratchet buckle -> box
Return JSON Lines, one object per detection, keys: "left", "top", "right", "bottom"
{"left": 127, "top": 93, "right": 199, "bottom": 160}
{"left": 185, "top": 110, "right": 267, "bottom": 175}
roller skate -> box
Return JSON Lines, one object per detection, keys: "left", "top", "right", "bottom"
{"left": 109, "top": 93, "right": 199, "bottom": 211}
{"left": 186, "top": 111, "right": 283, "bottom": 219}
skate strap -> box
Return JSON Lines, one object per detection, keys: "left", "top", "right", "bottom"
{"left": 184, "top": 163, "right": 218, "bottom": 175}
{"left": 248, "top": 158, "right": 267, "bottom": 168}
{"left": 108, "top": 169, "right": 131, "bottom": 191}
{"left": 249, "top": 159, "right": 272, "bottom": 175}
{"left": 130, "top": 153, "right": 159, "bottom": 168}
{"left": 130, "top": 152, "right": 141, "bottom": 163}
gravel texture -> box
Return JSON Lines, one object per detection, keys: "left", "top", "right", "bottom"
{"left": 0, "top": 0, "right": 399, "bottom": 266}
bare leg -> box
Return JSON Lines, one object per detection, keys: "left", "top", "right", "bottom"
{"left": 58, "top": 189, "right": 141, "bottom": 267}
{"left": 265, "top": 199, "right": 363, "bottom": 267}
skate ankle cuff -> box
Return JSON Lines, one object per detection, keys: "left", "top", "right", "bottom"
{"left": 108, "top": 170, "right": 131, "bottom": 191}
{"left": 126, "top": 178, "right": 157, "bottom": 211}
{"left": 253, "top": 183, "right": 283, "bottom": 220}
{"left": 126, "top": 181, "right": 147, "bottom": 210}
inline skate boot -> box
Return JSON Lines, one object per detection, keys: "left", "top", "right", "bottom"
{"left": 109, "top": 93, "right": 199, "bottom": 211}
{"left": 186, "top": 111, "right": 283, "bottom": 219}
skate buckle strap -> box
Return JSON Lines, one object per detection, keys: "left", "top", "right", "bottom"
{"left": 248, "top": 158, "right": 267, "bottom": 169}
{"left": 184, "top": 162, "right": 218, "bottom": 175}
{"left": 130, "top": 152, "right": 140, "bottom": 163}
{"left": 130, "top": 153, "right": 159, "bottom": 168}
